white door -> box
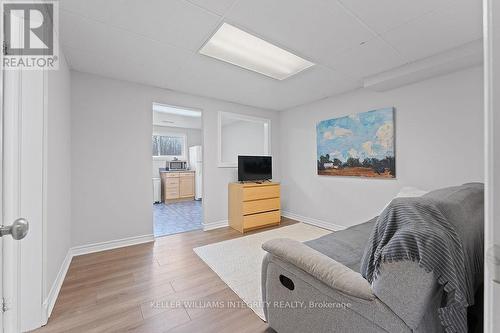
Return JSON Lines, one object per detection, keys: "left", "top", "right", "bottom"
{"left": 1, "top": 7, "right": 46, "bottom": 333}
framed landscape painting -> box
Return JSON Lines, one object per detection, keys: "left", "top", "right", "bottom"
{"left": 316, "top": 107, "right": 395, "bottom": 178}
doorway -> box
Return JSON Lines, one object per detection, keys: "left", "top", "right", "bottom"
{"left": 151, "top": 103, "right": 203, "bottom": 237}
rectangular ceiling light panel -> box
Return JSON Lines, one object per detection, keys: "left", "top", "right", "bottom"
{"left": 152, "top": 103, "right": 202, "bottom": 117}
{"left": 199, "top": 23, "right": 314, "bottom": 80}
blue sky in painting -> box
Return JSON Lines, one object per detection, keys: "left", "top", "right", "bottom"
{"left": 316, "top": 108, "right": 394, "bottom": 162}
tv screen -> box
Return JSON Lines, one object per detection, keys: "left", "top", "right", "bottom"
{"left": 238, "top": 156, "right": 272, "bottom": 182}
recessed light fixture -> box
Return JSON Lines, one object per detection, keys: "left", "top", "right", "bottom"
{"left": 199, "top": 23, "right": 314, "bottom": 80}
{"left": 152, "top": 103, "right": 202, "bottom": 117}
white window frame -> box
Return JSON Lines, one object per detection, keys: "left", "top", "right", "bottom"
{"left": 152, "top": 132, "right": 187, "bottom": 160}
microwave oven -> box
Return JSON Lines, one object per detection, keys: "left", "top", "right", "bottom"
{"left": 168, "top": 161, "right": 187, "bottom": 170}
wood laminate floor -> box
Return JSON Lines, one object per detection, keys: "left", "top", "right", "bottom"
{"left": 34, "top": 218, "right": 297, "bottom": 333}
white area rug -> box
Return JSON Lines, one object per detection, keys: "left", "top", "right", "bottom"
{"left": 193, "top": 223, "right": 332, "bottom": 320}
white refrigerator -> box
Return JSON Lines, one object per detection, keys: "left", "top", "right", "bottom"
{"left": 189, "top": 145, "right": 203, "bottom": 200}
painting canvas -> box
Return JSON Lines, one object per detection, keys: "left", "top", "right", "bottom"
{"left": 316, "top": 108, "right": 395, "bottom": 178}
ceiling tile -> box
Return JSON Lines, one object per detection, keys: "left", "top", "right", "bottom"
{"left": 109, "top": 0, "right": 221, "bottom": 51}
{"left": 60, "top": 10, "right": 192, "bottom": 83}
{"left": 64, "top": 46, "right": 176, "bottom": 89}
{"left": 267, "top": 65, "right": 362, "bottom": 110}
{"left": 171, "top": 52, "right": 278, "bottom": 109}
{"left": 327, "top": 37, "right": 408, "bottom": 78}
{"left": 61, "top": 0, "right": 222, "bottom": 52}
{"left": 60, "top": 0, "right": 117, "bottom": 22}
{"left": 225, "top": 0, "right": 375, "bottom": 65}
{"left": 173, "top": 53, "right": 361, "bottom": 110}
{"left": 338, "top": 0, "right": 455, "bottom": 34}
{"left": 382, "top": 1, "right": 483, "bottom": 62}
{"left": 185, "top": 0, "right": 237, "bottom": 16}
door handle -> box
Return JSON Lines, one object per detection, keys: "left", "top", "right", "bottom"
{"left": 0, "top": 218, "right": 29, "bottom": 240}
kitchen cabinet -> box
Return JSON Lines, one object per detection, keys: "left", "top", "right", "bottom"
{"left": 160, "top": 171, "right": 195, "bottom": 202}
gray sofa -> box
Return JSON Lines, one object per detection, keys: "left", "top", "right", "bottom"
{"left": 261, "top": 219, "right": 444, "bottom": 332}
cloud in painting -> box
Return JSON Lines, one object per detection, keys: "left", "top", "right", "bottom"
{"left": 376, "top": 122, "right": 393, "bottom": 149}
{"left": 323, "top": 131, "right": 334, "bottom": 140}
{"left": 334, "top": 127, "right": 353, "bottom": 137}
{"left": 323, "top": 126, "right": 352, "bottom": 140}
{"left": 362, "top": 141, "right": 374, "bottom": 156}
{"left": 330, "top": 150, "right": 343, "bottom": 160}
{"left": 348, "top": 148, "right": 359, "bottom": 158}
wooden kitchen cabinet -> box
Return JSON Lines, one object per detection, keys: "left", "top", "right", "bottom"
{"left": 179, "top": 173, "right": 195, "bottom": 198}
{"left": 160, "top": 171, "right": 195, "bottom": 202}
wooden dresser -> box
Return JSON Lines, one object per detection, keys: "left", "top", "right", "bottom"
{"left": 228, "top": 182, "right": 281, "bottom": 233}
{"left": 160, "top": 171, "right": 195, "bottom": 202}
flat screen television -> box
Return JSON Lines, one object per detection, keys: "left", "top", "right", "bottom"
{"left": 238, "top": 156, "right": 272, "bottom": 182}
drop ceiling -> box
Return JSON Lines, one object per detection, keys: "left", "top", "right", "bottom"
{"left": 60, "top": 0, "right": 483, "bottom": 110}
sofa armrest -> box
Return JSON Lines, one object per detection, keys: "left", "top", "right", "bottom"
{"left": 372, "top": 261, "right": 442, "bottom": 330}
{"left": 262, "top": 238, "right": 375, "bottom": 301}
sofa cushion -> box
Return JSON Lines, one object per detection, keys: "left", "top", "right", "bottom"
{"left": 305, "top": 218, "right": 376, "bottom": 273}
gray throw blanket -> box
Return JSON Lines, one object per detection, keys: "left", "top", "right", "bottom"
{"left": 361, "top": 183, "right": 484, "bottom": 333}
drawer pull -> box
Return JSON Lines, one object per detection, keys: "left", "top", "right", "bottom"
{"left": 279, "top": 274, "right": 294, "bottom": 291}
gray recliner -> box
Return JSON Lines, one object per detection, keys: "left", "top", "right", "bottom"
{"left": 261, "top": 219, "right": 444, "bottom": 333}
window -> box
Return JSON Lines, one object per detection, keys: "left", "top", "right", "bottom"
{"left": 152, "top": 135, "right": 185, "bottom": 157}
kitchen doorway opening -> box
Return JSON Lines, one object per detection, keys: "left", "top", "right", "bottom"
{"left": 151, "top": 103, "right": 204, "bottom": 237}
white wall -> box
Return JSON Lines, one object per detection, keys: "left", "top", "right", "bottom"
{"left": 152, "top": 125, "right": 202, "bottom": 178}
{"left": 45, "top": 55, "right": 72, "bottom": 299}
{"left": 221, "top": 120, "right": 267, "bottom": 164}
{"left": 280, "top": 66, "right": 484, "bottom": 228}
{"left": 71, "top": 71, "right": 280, "bottom": 245}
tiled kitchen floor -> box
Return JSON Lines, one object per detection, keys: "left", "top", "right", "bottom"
{"left": 153, "top": 200, "right": 203, "bottom": 237}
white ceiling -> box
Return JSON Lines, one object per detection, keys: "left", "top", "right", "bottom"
{"left": 153, "top": 111, "right": 202, "bottom": 129}
{"left": 60, "top": 0, "right": 483, "bottom": 110}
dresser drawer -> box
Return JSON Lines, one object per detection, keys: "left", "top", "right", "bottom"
{"left": 165, "top": 190, "right": 179, "bottom": 199}
{"left": 165, "top": 178, "right": 179, "bottom": 186}
{"left": 165, "top": 173, "right": 180, "bottom": 178}
{"left": 243, "top": 185, "right": 280, "bottom": 201}
{"left": 243, "top": 210, "right": 280, "bottom": 230}
{"left": 242, "top": 198, "right": 280, "bottom": 215}
{"left": 179, "top": 172, "right": 194, "bottom": 177}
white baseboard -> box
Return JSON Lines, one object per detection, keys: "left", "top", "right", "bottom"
{"left": 282, "top": 211, "right": 346, "bottom": 231}
{"left": 203, "top": 214, "right": 346, "bottom": 232}
{"left": 42, "top": 250, "right": 72, "bottom": 324}
{"left": 203, "top": 220, "right": 228, "bottom": 231}
{"left": 71, "top": 234, "right": 154, "bottom": 257}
